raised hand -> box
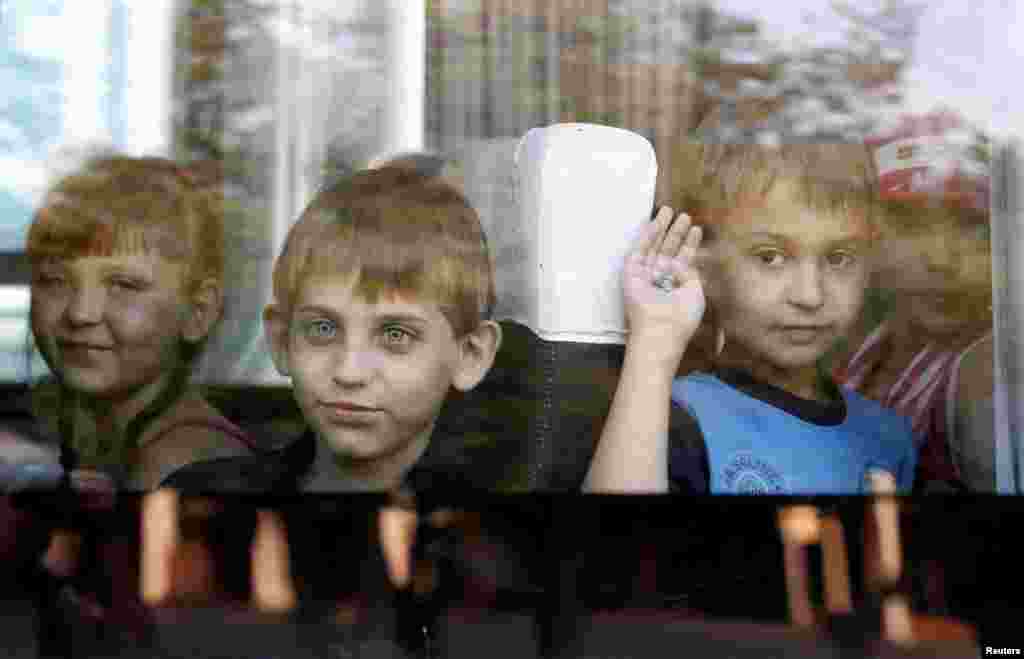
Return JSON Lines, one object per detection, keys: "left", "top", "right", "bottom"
{"left": 622, "top": 206, "right": 706, "bottom": 369}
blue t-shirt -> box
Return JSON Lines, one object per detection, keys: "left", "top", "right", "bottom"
{"left": 671, "top": 372, "right": 917, "bottom": 494}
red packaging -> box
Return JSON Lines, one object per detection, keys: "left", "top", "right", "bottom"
{"left": 865, "top": 110, "right": 989, "bottom": 212}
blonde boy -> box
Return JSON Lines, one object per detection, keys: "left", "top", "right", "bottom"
{"left": 167, "top": 165, "right": 502, "bottom": 491}
{"left": 585, "top": 143, "right": 917, "bottom": 494}
{"left": 141, "top": 166, "right": 512, "bottom": 621}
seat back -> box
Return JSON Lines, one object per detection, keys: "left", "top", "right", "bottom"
{"left": 450, "top": 125, "right": 657, "bottom": 490}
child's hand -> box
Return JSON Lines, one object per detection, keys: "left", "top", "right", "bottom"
{"left": 623, "top": 207, "right": 705, "bottom": 367}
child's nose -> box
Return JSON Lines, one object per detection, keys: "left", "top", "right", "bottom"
{"left": 65, "top": 285, "right": 105, "bottom": 325}
{"left": 331, "top": 343, "right": 373, "bottom": 385}
{"left": 788, "top": 262, "right": 825, "bottom": 310}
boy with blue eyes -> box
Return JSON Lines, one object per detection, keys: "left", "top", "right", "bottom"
{"left": 170, "top": 165, "right": 502, "bottom": 492}
{"left": 258, "top": 163, "right": 502, "bottom": 491}
{"left": 144, "top": 166, "right": 544, "bottom": 651}
{"left": 585, "top": 143, "right": 917, "bottom": 494}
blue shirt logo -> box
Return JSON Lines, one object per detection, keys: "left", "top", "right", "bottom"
{"left": 721, "top": 451, "right": 787, "bottom": 494}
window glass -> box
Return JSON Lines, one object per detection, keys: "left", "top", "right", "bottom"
{"left": 0, "top": 0, "right": 173, "bottom": 380}
{"left": 1, "top": 0, "right": 1020, "bottom": 490}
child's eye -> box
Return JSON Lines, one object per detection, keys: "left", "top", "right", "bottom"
{"left": 303, "top": 319, "right": 337, "bottom": 342}
{"left": 753, "top": 250, "right": 786, "bottom": 267}
{"left": 380, "top": 326, "right": 414, "bottom": 351}
{"left": 826, "top": 251, "right": 857, "bottom": 269}
{"left": 109, "top": 277, "right": 147, "bottom": 292}
{"left": 32, "top": 272, "right": 66, "bottom": 288}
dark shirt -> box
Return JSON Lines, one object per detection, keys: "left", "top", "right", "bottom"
{"left": 163, "top": 427, "right": 486, "bottom": 494}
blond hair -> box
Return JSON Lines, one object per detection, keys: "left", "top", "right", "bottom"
{"left": 273, "top": 166, "right": 495, "bottom": 336}
{"left": 26, "top": 155, "right": 224, "bottom": 296}
{"left": 26, "top": 156, "right": 227, "bottom": 465}
{"left": 667, "top": 142, "right": 879, "bottom": 242}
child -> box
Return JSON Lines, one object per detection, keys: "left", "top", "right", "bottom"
{"left": 584, "top": 142, "right": 917, "bottom": 494}
{"left": 14, "top": 155, "right": 255, "bottom": 654}
{"left": 165, "top": 164, "right": 502, "bottom": 492}
{"left": 839, "top": 191, "right": 993, "bottom": 492}
{"left": 143, "top": 166, "right": 520, "bottom": 650}
{"left": 26, "top": 155, "right": 253, "bottom": 491}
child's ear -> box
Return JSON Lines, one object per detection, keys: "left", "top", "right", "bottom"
{"left": 452, "top": 320, "right": 502, "bottom": 392}
{"left": 182, "top": 278, "right": 223, "bottom": 344}
{"left": 263, "top": 305, "right": 291, "bottom": 377}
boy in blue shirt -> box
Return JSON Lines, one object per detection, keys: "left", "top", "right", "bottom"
{"left": 585, "top": 143, "right": 916, "bottom": 494}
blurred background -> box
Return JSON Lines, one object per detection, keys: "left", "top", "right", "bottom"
{"left": 1, "top": 0, "right": 1022, "bottom": 488}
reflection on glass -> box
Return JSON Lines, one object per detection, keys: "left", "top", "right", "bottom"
{"left": 0, "top": 0, "right": 1015, "bottom": 487}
